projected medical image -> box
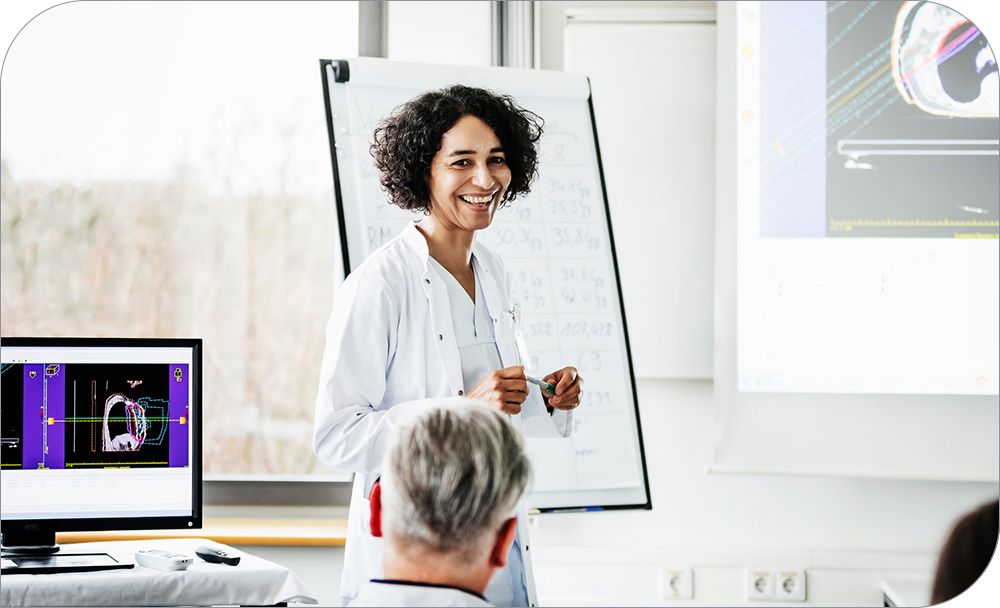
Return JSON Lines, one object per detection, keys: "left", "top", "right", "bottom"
{"left": 759, "top": 1, "right": 999, "bottom": 238}
{"left": 892, "top": 1, "right": 998, "bottom": 118}
{"left": 1, "top": 364, "right": 24, "bottom": 468}
{"left": 0, "top": 362, "right": 189, "bottom": 470}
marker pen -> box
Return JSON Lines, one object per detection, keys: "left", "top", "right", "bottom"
{"left": 526, "top": 375, "right": 556, "bottom": 394}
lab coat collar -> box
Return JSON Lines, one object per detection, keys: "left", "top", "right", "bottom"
{"left": 399, "top": 222, "right": 514, "bottom": 393}
{"left": 399, "top": 222, "right": 504, "bottom": 321}
{"left": 399, "top": 221, "right": 490, "bottom": 271}
{"left": 399, "top": 221, "right": 431, "bottom": 263}
{"left": 401, "top": 222, "right": 464, "bottom": 395}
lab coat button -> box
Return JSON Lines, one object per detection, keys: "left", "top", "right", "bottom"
{"left": 424, "top": 278, "right": 431, "bottom": 284}
{"left": 458, "top": 390, "right": 464, "bottom": 396}
{"left": 438, "top": 334, "right": 443, "bottom": 340}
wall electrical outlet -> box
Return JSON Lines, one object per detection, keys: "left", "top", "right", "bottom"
{"left": 774, "top": 570, "right": 807, "bottom": 601}
{"left": 746, "top": 570, "right": 774, "bottom": 600}
{"left": 661, "top": 568, "right": 693, "bottom": 600}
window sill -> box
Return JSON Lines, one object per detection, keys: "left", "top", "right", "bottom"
{"left": 204, "top": 478, "right": 353, "bottom": 506}
{"left": 57, "top": 517, "right": 348, "bottom": 547}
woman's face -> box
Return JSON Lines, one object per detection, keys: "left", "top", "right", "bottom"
{"left": 427, "top": 115, "right": 512, "bottom": 233}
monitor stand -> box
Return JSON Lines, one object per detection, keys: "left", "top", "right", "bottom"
{"left": 1, "top": 528, "right": 60, "bottom": 556}
{"left": 1, "top": 528, "right": 130, "bottom": 574}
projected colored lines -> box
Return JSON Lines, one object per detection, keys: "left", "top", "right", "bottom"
{"left": 895, "top": 23, "right": 979, "bottom": 85}
{"left": 55, "top": 417, "right": 180, "bottom": 421}
{"left": 830, "top": 218, "right": 1000, "bottom": 233}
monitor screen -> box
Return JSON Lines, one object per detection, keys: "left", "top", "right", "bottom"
{"left": 1, "top": 338, "right": 201, "bottom": 548}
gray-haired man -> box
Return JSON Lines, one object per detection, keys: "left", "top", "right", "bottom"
{"left": 349, "top": 399, "right": 531, "bottom": 607}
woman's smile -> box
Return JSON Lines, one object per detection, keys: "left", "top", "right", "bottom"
{"left": 427, "top": 114, "right": 512, "bottom": 231}
{"left": 458, "top": 189, "right": 500, "bottom": 210}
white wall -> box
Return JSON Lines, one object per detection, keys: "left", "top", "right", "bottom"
{"left": 530, "top": 379, "right": 997, "bottom": 605}
{"left": 563, "top": 12, "right": 716, "bottom": 378}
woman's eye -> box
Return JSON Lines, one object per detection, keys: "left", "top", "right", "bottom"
{"left": 452, "top": 159, "right": 471, "bottom": 167}
{"left": 489, "top": 156, "right": 506, "bottom": 165}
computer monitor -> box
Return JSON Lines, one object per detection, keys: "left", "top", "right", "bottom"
{"left": 1, "top": 337, "right": 201, "bottom": 556}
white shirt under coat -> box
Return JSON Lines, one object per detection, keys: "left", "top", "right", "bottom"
{"left": 313, "top": 222, "right": 573, "bottom": 605}
{"left": 429, "top": 255, "right": 528, "bottom": 607}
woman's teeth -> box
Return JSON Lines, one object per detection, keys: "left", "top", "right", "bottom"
{"left": 459, "top": 193, "right": 493, "bottom": 205}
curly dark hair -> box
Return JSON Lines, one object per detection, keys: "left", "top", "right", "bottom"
{"left": 370, "top": 85, "right": 544, "bottom": 212}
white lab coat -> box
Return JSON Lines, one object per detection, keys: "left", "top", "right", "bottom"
{"left": 313, "top": 222, "right": 572, "bottom": 606}
{"left": 350, "top": 580, "right": 492, "bottom": 607}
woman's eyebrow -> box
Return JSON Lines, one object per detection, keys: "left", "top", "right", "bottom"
{"left": 445, "top": 146, "right": 505, "bottom": 157}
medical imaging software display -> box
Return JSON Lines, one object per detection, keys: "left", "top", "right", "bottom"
{"left": 0, "top": 341, "right": 198, "bottom": 531}
{"left": 1, "top": 362, "right": 189, "bottom": 470}
{"left": 759, "top": 1, "right": 999, "bottom": 238}
{"left": 736, "top": 1, "right": 998, "bottom": 395}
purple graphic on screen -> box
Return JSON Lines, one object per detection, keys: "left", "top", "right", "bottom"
{"left": 22, "top": 365, "right": 44, "bottom": 469}
{"left": 168, "top": 364, "right": 189, "bottom": 467}
{"left": 44, "top": 364, "right": 66, "bottom": 469}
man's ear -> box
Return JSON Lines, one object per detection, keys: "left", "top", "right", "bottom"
{"left": 489, "top": 517, "right": 518, "bottom": 568}
{"left": 369, "top": 481, "right": 383, "bottom": 537}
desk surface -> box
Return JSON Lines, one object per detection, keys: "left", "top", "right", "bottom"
{"left": 881, "top": 575, "right": 932, "bottom": 607}
{"left": 0, "top": 538, "right": 317, "bottom": 607}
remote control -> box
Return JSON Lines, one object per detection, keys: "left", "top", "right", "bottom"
{"left": 134, "top": 549, "right": 193, "bottom": 571}
{"left": 195, "top": 545, "right": 241, "bottom": 566}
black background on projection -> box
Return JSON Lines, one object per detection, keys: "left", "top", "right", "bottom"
{"left": 62, "top": 364, "right": 171, "bottom": 469}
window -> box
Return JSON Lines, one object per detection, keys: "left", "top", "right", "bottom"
{"left": 387, "top": 1, "right": 492, "bottom": 66}
{"left": 1, "top": 1, "right": 359, "bottom": 478}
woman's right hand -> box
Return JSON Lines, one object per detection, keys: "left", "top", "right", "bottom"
{"left": 466, "top": 365, "right": 528, "bottom": 415}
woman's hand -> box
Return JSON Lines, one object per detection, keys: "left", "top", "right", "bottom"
{"left": 543, "top": 367, "right": 582, "bottom": 411}
{"left": 467, "top": 365, "right": 528, "bottom": 415}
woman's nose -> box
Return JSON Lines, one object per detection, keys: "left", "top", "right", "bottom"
{"left": 471, "top": 163, "right": 495, "bottom": 190}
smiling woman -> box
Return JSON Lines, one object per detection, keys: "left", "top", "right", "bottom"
{"left": 370, "top": 85, "right": 542, "bottom": 213}
{"left": 426, "top": 115, "right": 513, "bottom": 244}
{"left": 313, "top": 85, "right": 583, "bottom": 606}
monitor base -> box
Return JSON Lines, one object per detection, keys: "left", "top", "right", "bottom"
{"left": 1, "top": 552, "right": 131, "bottom": 574}
{"left": 1, "top": 543, "right": 61, "bottom": 556}
{"left": 1, "top": 527, "right": 60, "bottom": 556}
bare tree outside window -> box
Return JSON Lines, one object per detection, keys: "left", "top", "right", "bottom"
{"left": 1, "top": 1, "right": 359, "bottom": 478}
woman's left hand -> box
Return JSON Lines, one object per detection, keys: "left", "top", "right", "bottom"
{"left": 543, "top": 367, "right": 582, "bottom": 411}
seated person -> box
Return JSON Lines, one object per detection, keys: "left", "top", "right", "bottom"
{"left": 350, "top": 399, "right": 531, "bottom": 607}
{"left": 930, "top": 498, "right": 999, "bottom": 604}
